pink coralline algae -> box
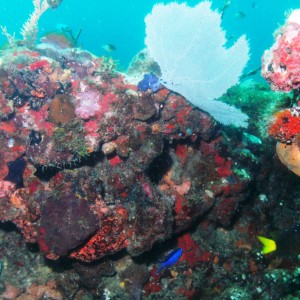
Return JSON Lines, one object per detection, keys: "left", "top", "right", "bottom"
{"left": 0, "top": 44, "right": 258, "bottom": 262}
{"left": 262, "top": 10, "right": 300, "bottom": 91}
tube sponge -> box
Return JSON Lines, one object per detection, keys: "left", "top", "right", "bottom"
{"left": 145, "top": 1, "right": 250, "bottom": 127}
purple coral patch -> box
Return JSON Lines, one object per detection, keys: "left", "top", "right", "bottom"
{"left": 41, "top": 194, "right": 99, "bottom": 256}
{"left": 137, "top": 73, "right": 161, "bottom": 92}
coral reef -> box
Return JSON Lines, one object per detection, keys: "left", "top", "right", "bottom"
{"left": 264, "top": 10, "right": 300, "bottom": 177}
{"left": 0, "top": 37, "right": 266, "bottom": 298}
{"left": 117, "top": 256, "right": 150, "bottom": 300}
{"left": 2, "top": 6, "right": 300, "bottom": 300}
{"left": 262, "top": 9, "right": 300, "bottom": 92}
{"left": 0, "top": 44, "right": 257, "bottom": 265}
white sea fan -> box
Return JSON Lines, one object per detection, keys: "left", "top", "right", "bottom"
{"left": 21, "top": 0, "right": 50, "bottom": 44}
{"left": 145, "top": 1, "right": 250, "bottom": 127}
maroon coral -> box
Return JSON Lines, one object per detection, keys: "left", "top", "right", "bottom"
{"left": 69, "top": 202, "right": 128, "bottom": 262}
{"left": 39, "top": 194, "right": 99, "bottom": 256}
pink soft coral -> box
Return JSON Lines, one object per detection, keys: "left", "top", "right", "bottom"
{"left": 74, "top": 83, "right": 101, "bottom": 119}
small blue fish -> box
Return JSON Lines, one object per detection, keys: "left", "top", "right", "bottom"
{"left": 156, "top": 248, "right": 183, "bottom": 273}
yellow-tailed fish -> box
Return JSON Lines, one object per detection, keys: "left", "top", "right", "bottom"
{"left": 258, "top": 224, "right": 300, "bottom": 257}
{"left": 257, "top": 236, "right": 277, "bottom": 254}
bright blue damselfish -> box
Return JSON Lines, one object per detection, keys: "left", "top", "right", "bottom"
{"left": 137, "top": 73, "right": 161, "bottom": 92}
{"left": 156, "top": 248, "right": 183, "bottom": 273}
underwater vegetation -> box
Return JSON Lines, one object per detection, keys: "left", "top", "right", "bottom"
{"left": 0, "top": 1, "right": 299, "bottom": 300}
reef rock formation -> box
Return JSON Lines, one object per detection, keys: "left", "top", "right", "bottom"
{"left": 0, "top": 45, "right": 258, "bottom": 262}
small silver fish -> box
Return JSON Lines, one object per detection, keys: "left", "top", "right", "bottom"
{"left": 234, "top": 11, "right": 246, "bottom": 19}
{"left": 102, "top": 44, "right": 116, "bottom": 52}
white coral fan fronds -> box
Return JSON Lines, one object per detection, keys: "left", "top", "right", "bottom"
{"left": 21, "top": 0, "right": 50, "bottom": 45}
{"left": 145, "top": 1, "right": 250, "bottom": 127}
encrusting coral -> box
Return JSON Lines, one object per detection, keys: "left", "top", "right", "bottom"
{"left": 48, "top": 94, "right": 76, "bottom": 125}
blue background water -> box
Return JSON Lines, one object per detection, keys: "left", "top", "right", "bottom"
{"left": 0, "top": 0, "right": 298, "bottom": 73}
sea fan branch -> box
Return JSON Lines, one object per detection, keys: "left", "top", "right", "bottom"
{"left": 20, "top": 0, "right": 50, "bottom": 45}
{"left": 0, "top": 26, "right": 16, "bottom": 47}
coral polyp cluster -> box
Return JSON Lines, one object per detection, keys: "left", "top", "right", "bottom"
{"left": 268, "top": 106, "right": 300, "bottom": 176}
{"left": 269, "top": 107, "right": 300, "bottom": 144}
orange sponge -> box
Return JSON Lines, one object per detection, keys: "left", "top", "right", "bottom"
{"left": 276, "top": 142, "right": 300, "bottom": 176}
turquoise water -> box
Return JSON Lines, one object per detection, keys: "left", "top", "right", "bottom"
{"left": 0, "top": 0, "right": 298, "bottom": 71}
